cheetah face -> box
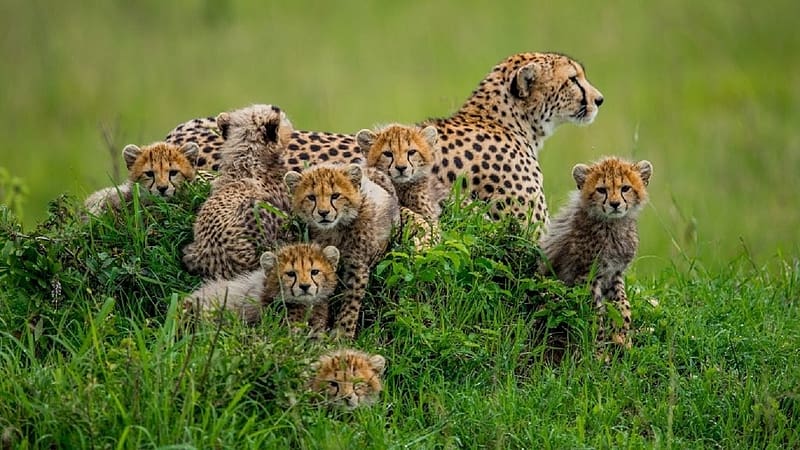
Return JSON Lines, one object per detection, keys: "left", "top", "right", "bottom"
{"left": 260, "top": 244, "right": 340, "bottom": 306}
{"left": 510, "top": 53, "right": 604, "bottom": 130}
{"left": 310, "top": 350, "right": 386, "bottom": 409}
{"left": 358, "top": 125, "right": 438, "bottom": 185}
{"left": 284, "top": 164, "right": 363, "bottom": 231}
{"left": 124, "top": 142, "right": 198, "bottom": 197}
{"left": 573, "top": 158, "right": 653, "bottom": 220}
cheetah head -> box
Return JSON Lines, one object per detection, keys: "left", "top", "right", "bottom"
{"left": 506, "top": 53, "right": 604, "bottom": 133}
{"left": 573, "top": 157, "right": 653, "bottom": 220}
{"left": 284, "top": 164, "right": 363, "bottom": 230}
{"left": 357, "top": 125, "right": 438, "bottom": 185}
{"left": 309, "top": 349, "right": 386, "bottom": 409}
{"left": 260, "top": 243, "right": 340, "bottom": 306}
{"left": 123, "top": 142, "right": 198, "bottom": 197}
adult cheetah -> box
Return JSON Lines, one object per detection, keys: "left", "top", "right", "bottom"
{"left": 165, "top": 52, "right": 603, "bottom": 226}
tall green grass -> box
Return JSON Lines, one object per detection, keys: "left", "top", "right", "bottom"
{"left": 0, "top": 185, "right": 798, "bottom": 448}
{"left": 1, "top": 0, "right": 798, "bottom": 274}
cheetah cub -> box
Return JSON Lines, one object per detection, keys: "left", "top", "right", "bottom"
{"left": 357, "top": 124, "right": 448, "bottom": 250}
{"left": 185, "top": 243, "right": 340, "bottom": 330}
{"left": 309, "top": 348, "right": 386, "bottom": 409}
{"left": 538, "top": 157, "right": 653, "bottom": 349}
{"left": 357, "top": 124, "right": 448, "bottom": 219}
{"left": 284, "top": 164, "right": 400, "bottom": 339}
{"left": 182, "top": 104, "right": 295, "bottom": 280}
{"left": 84, "top": 141, "right": 198, "bottom": 215}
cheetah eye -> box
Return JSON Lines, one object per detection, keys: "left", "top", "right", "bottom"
{"left": 331, "top": 193, "right": 341, "bottom": 200}
{"left": 310, "top": 269, "right": 320, "bottom": 276}
{"left": 285, "top": 270, "right": 296, "bottom": 278}
{"left": 407, "top": 149, "right": 417, "bottom": 156}
{"left": 569, "top": 75, "right": 580, "bottom": 85}
{"left": 168, "top": 170, "right": 178, "bottom": 177}
{"left": 382, "top": 151, "right": 393, "bottom": 158}
{"left": 328, "top": 381, "right": 339, "bottom": 392}
{"left": 595, "top": 187, "right": 607, "bottom": 195}
{"left": 306, "top": 194, "right": 316, "bottom": 202}
{"left": 621, "top": 185, "right": 632, "bottom": 193}
{"left": 144, "top": 170, "right": 155, "bottom": 178}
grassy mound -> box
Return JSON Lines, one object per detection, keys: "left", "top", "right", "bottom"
{"left": 0, "top": 184, "right": 798, "bottom": 448}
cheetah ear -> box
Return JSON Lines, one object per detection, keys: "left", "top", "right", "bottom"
{"left": 635, "top": 160, "right": 653, "bottom": 186}
{"left": 264, "top": 115, "right": 281, "bottom": 144}
{"left": 421, "top": 126, "right": 438, "bottom": 148}
{"left": 310, "top": 354, "right": 330, "bottom": 373}
{"left": 344, "top": 163, "right": 363, "bottom": 187}
{"left": 179, "top": 143, "right": 199, "bottom": 163}
{"left": 322, "top": 246, "right": 340, "bottom": 268}
{"left": 510, "top": 62, "right": 539, "bottom": 99}
{"left": 368, "top": 354, "right": 386, "bottom": 375}
{"left": 259, "top": 251, "right": 278, "bottom": 272}
{"left": 283, "top": 171, "right": 302, "bottom": 192}
{"left": 122, "top": 144, "right": 142, "bottom": 170}
{"left": 572, "top": 164, "right": 591, "bottom": 189}
{"left": 356, "top": 129, "right": 377, "bottom": 151}
{"left": 216, "top": 112, "right": 232, "bottom": 140}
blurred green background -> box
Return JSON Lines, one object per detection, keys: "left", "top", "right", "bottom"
{"left": 1, "top": 0, "right": 798, "bottom": 275}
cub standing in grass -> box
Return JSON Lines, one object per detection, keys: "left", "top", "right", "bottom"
{"left": 284, "top": 164, "right": 400, "bottom": 339}
{"left": 184, "top": 243, "right": 340, "bottom": 330}
{"left": 309, "top": 348, "right": 386, "bottom": 409}
{"left": 358, "top": 124, "right": 448, "bottom": 249}
{"left": 182, "top": 104, "right": 295, "bottom": 280}
{"left": 83, "top": 141, "right": 198, "bottom": 215}
{"left": 538, "top": 157, "right": 653, "bottom": 349}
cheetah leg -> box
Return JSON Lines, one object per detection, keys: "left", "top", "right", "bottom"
{"left": 308, "top": 302, "right": 330, "bottom": 334}
{"left": 591, "top": 276, "right": 607, "bottom": 346}
{"left": 399, "top": 207, "right": 440, "bottom": 251}
{"left": 332, "top": 263, "right": 368, "bottom": 339}
{"left": 609, "top": 272, "right": 632, "bottom": 349}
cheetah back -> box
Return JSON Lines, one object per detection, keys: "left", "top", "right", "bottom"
{"left": 164, "top": 117, "right": 225, "bottom": 171}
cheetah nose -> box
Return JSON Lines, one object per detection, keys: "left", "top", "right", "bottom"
{"left": 317, "top": 209, "right": 330, "bottom": 218}
{"left": 609, "top": 201, "right": 620, "bottom": 209}
{"left": 157, "top": 186, "right": 168, "bottom": 195}
{"left": 395, "top": 165, "right": 407, "bottom": 174}
{"left": 595, "top": 96, "right": 604, "bottom": 107}
{"left": 298, "top": 283, "right": 311, "bottom": 293}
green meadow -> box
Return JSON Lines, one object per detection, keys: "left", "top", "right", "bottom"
{"left": 1, "top": 1, "right": 799, "bottom": 448}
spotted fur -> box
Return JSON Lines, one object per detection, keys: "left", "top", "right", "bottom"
{"left": 538, "top": 157, "right": 653, "bottom": 349}
{"left": 184, "top": 243, "right": 340, "bottom": 330}
{"left": 357, "top": 124, "right": 446, "bottom": 250}
{"left": 357, "top": 124, "right": 447, "bottom": 219}
{"left": 84, "top": 141, "right": 198, "bottom": 215}
{"left": 164, "top": 52, "right": 603, "bottom": 229}
{"left": 309, "top": 348, "right": 386, "bottom": 409}
{"left": 182, "top": 104, "right": 295, "bottom": 279}
{"left": 165, "top": 116, "right": 225, "bottom": 171}
{"left": 284, "top": 164, "right": 400, "bottom": 338}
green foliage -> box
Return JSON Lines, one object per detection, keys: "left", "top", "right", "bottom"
{"left": 0, "top": 183, "right": 798, "bottom": 447}
{"left": 0, "top": 167, "right": 27, "bottom": 221}
{"left": 0, "top": 182, "right": 209, "bottom": 354}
